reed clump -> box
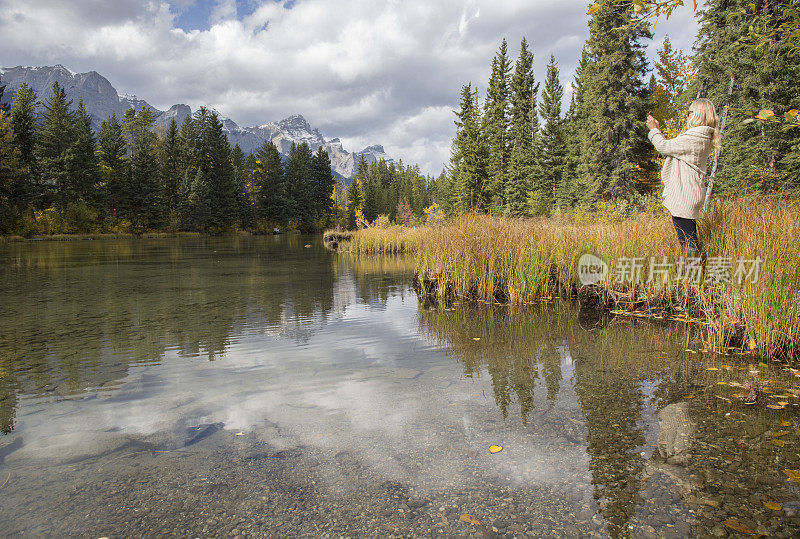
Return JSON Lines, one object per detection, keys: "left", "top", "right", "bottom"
{"left": 328, "top": 197, "right": 800, "bottom": 361}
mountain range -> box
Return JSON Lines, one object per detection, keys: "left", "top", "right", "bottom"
{"left": 0, "top": 64, "right": 394, "bottom": 180}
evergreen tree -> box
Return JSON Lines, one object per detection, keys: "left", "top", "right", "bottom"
{"left": 310, "top": 146, "right": 335, "bottom": 226}
{"left": 283, "top": 141, "right": 314, "bottom": 229}
{"left": 158, "top": 117, "right": 182, "bottom": 216}
{"left": 203, "top": 111, "right": 238, "bottom": 229}
{"left": 691, "top": 0, "right": 800, "bottom": 194}
{"left": 578, "top": 3, "right": 653, "bottom": 204}
{"left": 483, "top": 38, "right": 512, "bottom": 212}
{"left": 538, "top": 54, "right": 567, "bottom": 213}
{"left": 98, "top": 113, "right": 127, "bottom": 219}
{"left": 252, "top": 139, "right": 287, "bottom": 224}
{"left": 230, "top": 143, "right": 253, "bottom": 228}
{"left": 449, "top": 83, "right": 489, "bottom": 213}
{"left": 36, "top": 81, "right": 75, "bottom": 209}
{"left": 505, "top": 37, "right": 538, "bottom": 217}
{"left": 10, "top": 83, "right": 38, "bottom": 214}
{"left": 69, "top": 99, "right": 100, "bottom": 205}
{"left": 562, "top": 48, "right": 589, "bottom": 209}
{"left": 0, "top": 110, "right": 25, "bottom": 232}
{"left": 123, "top": 107, "right": 162, "bottom": 230}
{"left": 346, "top": 175, "right": 364, "bottom": 229}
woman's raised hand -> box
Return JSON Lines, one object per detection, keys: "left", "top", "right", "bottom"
{"left": 646, "top": 114, "right": 660, "bottom": 130}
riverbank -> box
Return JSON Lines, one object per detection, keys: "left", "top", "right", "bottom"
{"left": 325, "top": 197, "right": 800, "bottom": 362}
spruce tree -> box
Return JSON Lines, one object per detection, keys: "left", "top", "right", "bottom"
{"left": 538, "top": 54, "right": 567, "bottom": 214}
{"left": 10, "top": 83, "right": 39, "bottom": 214}
{"left": 0, "top": 110, "right": 24, "bottom": 232}
{"left": 284, "top": 141, "right": 314, "bottom": 229}
{"left": 562, "top": 48, "right": 589, "bottom": 209}
{"left": 310, "top": 146, "right": 335, "bottom": 226}
{"left": 449, "top": 83, "right": 489, "bottom": 213}
{"left": 578, "top": 4, "right": 653, "bottom": 204}
{"left": 98, "top": 113, "right": 127, "bottom": 219}
{"left": 691, "top": 0, "right": 800, "bottom": 194}
{"left": 505, "top": 37, "right": 538, "bottom": 217}
{"left": 252, "top": 139, "right": 287, "bottom": 224}
{"left": 230, "top": 143, "right": 253, "bottom": 228}
{"left": 123, "top": 107, "right": 162, "bottom": 230}
{"left": 346, "top": 176, "right": 364, "bottom": 229}
{"left": 69, "top": 99, "right": 100, "bottom": 205}
{"left": 200, "top": 111, "right": 238, "bottom": 229}
{"left": 483, "top": 38, "right": 512, "bottom": 212}
{"left": 36, "top": 81, "right": 75, "bottom": 210}
{"left": 158, "top": 117, "right": 183, "bottom": 216}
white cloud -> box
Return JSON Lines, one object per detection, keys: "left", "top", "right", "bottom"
{"left": 0, "top": 0, "right": 699, "bottom": 175}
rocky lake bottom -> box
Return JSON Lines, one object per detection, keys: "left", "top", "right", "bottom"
{"left": 1, "top": 236, "right": 799, "bottom": 537}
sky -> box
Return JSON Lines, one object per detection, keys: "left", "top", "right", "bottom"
{"left": 0, "top": 0, "right": 700, "bottom": 176}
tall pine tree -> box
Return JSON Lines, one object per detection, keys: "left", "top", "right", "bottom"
{"left": 449, "top": 83, "right": 489, "bottom": 213}
{"left": 538, "top": 54, "right": 567, "bottom": 214}
{"left": 10, "top": 82, "right": 38, "bottom": 215}
{"left": 483, "top": 38, "right": 512, "bottom": 213}
{"left": 577, "top": 4, "right": 653, "bottom": 204}
{"left": 505, "top": 38, "right": 538, "bottom": 217}
{"left": 36, "top": 81, "right": 75, "bottom": 210}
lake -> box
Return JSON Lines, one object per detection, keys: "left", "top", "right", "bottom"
{"left": 1, "top": 236, "right": 798, "bottom": 537}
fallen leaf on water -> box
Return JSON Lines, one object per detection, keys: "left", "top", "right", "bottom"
{"left": 781, "top": 420, "right": 792, "bottom": 427}
{"left": 235, "top": 432, "right": 244, "bottom": 436}
{"left": 771, "top": 439, "right": 786, "bottom": 447}
{"left": 767, "top": 404, "right": 786, "bottom": 409}
{"left": 763, "top": 501, "right": 782, "bottom": 511}
{"left": 460, "top": 514, "right": 482, "bottom": 525}
{"left": 472, "top": 337, "right": 481, "bottom": 341}
{"left": 489, "top": 445, "right": 503, "bottom": 454}
{"left": 722, "top": 518, "right": 755, "bottom": 534}
{"left": 706, "top": 367, "right": 720, "bottom": 371}
{"left": 783, "top": 469, "right": 800, "bottom": 482}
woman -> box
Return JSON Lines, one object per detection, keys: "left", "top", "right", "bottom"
{"left": 646, "top": 99, "right": 720, "bottom": 258}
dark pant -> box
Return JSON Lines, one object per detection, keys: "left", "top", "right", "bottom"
{"left": 671, "top": 215, "right": 700, "bottom": 252}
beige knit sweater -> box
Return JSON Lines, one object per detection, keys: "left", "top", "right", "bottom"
{"left": 648, "top": 126, "right": 715, "bottom": 220}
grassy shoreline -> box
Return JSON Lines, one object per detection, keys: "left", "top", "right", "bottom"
{"left": 326, "top": 198, "right": 800, "bottom": 362}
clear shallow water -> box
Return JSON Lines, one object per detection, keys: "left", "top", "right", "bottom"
{"left": 1, "top": 236, "right": 799, "bottom": 538}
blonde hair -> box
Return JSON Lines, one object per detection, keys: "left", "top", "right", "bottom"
{"left": 687, "top": 98, "right": 721, "bottom": 152}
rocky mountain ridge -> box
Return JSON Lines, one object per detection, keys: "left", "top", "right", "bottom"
{"left": 0, "top": 64, "right": 394, "bottom": 179}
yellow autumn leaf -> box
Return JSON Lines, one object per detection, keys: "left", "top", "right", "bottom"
{"left": 706, "top": 367, "right": 720, "bottom": 371}
{"left": 767, "top": 404, "right": 785, "bottom": 409}
{"left": 763, "top": 501, "right": 782, "bottom": 511}
{"left": 749, "top": 338, "right": 757, "bottom": 350}
{"left": 684, "top": 395, "right": 695, "bottom": 399}
{"left": 780, "top": 420, "right": 792, "bottom": 427}
{"left": 773, "top": 431, "right": 789, "bottom": 437}
{"left": 722, "top": 519, "right": 755, "bottom": 534}
{"left": 789, "top": 109, "right": 799, "bottom": 117}
{"left": 472, "top": 337, "right": 480, "bottom": 341}
{"left": 778, "top": 401, "right": 789, "bottom": 406}
{"left": 587, "top": 3, "right": 602, "bottom": 15}
{"left": 771, "top": 439, "right": 785, "bottom": 447}
{"left": 784, "top": 469, "right": 800, "bottom": 482}
{"left": 460, "top": 514, "right": 482, "bottom": 525}
{"left": 489, "top": 445, "right": 503, "bottom": 454}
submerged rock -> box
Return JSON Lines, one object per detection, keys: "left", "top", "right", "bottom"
{"left": 657, "top": 402, "right": 695, "bottom": 459}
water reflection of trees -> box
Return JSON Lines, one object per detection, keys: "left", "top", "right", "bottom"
{"left": 418, "top": 303, "right": 705, "bottom": 537}
{"left": 0, "top": 237, "right": 406, "bottom": 434}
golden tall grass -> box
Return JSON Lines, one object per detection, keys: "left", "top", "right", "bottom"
{"left": 329, "top": 197, "right": 800, "bottom": 361}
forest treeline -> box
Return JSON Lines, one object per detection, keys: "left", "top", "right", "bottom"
{"left": 1, "top": 0, "right": 798, "bottom": 234}
{"left": 432, "top": 0, "right": 799, "bottom": 217}
{"left": 0, "top": 79, "right": 436, "bottom": 235}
